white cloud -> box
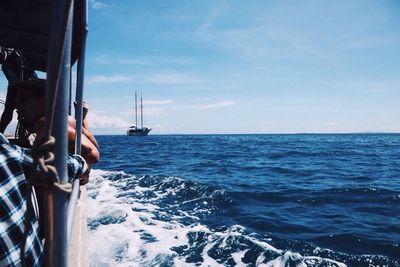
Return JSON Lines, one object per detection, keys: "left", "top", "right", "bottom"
{"left": 119, "top": 99, "right": 174, "bottom": 118}
{"left": 95, "top": 56, "right": 197, "bottom": 66}
{"left": 143, "top": 107, "right": 165, "bottom": 116}
{"left": 323, "top": 121, "right": 340, "bottom": 131}
{"left": 90, "top": 0, "right": 108, "bottom": 9}
{"left": 144, "top": 72, "right": 199, "bottom": 85}
{"left": 93, "top": 57, "right": 113, "bottom": 65}
{"left": 121, "top": 96, "right": 175, "bottom": 106}
{"left": 88, "top": 74, "right": 132, "bottom": 83}
{"left": 195, "top": 25, "right": 324, "bottom": 60}
{"left": 195, "top": 101, "right": 236, "bottom": 109}
{"left": 121, "top": 106, "right": 165, "bottom": 116}
{"left": 86, "top": 112, "right": 129, "bottom": 129}
{"left": 115, "top": 59, "right": 154, "bottom": 66}
{"left": 190, "top": 4, "right": 398, "bottom": 62}
{"left": 144, "top": 100, "right": 174, "bottom": 105}
{"left": 87, "top": 72, "right": 199, "bottom": 85}
{"left": 151, "top": 124, "right": 182, "bottom": 133}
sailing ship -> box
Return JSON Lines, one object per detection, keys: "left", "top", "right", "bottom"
{"left": 127, "top": 91, "right": 151, "bottom": 136}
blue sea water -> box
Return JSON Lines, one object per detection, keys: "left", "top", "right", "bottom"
{"left": 88, "top": 134, "right": 400, "bottom": 266}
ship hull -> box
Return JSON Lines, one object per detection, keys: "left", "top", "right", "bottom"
{"left": 127, "top": 127, "right": 151, "bottom": 136}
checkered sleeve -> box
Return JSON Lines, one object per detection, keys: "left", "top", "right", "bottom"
{"left": 15, "top": 145, "right": 85, "bottom": 182}
{"left": 0, "top": 135, "right": 42, "bottom": 267}
{"left": 0, "top": 135, "right": 85, "bottom": 266}
{"left": 67, "top": 154, "right": 86, "bottom": 181}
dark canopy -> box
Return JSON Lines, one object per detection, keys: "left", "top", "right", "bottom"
{"left": 0, "top": 0, "right": 85, "bottom": 72}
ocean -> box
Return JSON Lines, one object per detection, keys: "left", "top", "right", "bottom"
{"left": 87, "top": 134, "right": 400, "bottom": 266}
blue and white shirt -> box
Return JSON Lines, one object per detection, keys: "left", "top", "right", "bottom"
{"left": 0, "top": 133, "right": 86, "bottom": 266}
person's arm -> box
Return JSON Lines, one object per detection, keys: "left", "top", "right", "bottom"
{"left": 68, "top": 130, "right": 100, "bottom": 165}
{"left": 28, "top": 117, "right": 92, "bottom": 183}
{"left": 73, "top": 101, "right": 99, "bottom": 148}
{"left": 67, "top": 116, "right": 99, "bottom": 164}
{"left": 34, "top": 116, "right": 99, "bottom": 165}
{"left": 82, "top": 123, "right": 99, "bottom": 148}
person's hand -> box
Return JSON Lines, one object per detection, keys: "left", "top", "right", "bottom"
{"left": 77, "top": 155, "right": 90, "bottom": 185}
{"left": 34, "top": 116, "right": 47, "bottom": 143}
{"left": 74, "top": 100, "right": 88, "bottom": 120}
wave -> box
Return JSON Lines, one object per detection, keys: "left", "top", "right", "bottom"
{"left": 85, "top": 169, "right": 399, "bottom": 266}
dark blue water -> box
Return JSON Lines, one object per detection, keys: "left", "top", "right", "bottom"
{"left": 93, "top": 134, "right": 400, "bottom": 266}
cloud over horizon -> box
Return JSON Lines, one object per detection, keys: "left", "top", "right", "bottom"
{"left": 87, "top": 112, "right": 129, "bottom": 129}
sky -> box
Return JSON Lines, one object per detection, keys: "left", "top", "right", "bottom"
{"left": 1, "top": 0, "right": 400, "bottom": 134}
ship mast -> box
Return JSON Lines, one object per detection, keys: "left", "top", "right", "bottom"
{"left": 140, "top": 93, "right": 144, "bottom": 129}
{"left": 135, "top": 91, "right": 138, "bottom": 127}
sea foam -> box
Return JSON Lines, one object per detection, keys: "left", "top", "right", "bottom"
{"left": 87, "top": 169, "right": 346, "bottom": 266}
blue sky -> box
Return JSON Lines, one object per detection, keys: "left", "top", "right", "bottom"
{"left": 1, "top": 0, "right": 400, "bottom": 134}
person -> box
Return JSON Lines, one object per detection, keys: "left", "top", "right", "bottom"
{"left": 0, "top": 132, "right": 90, "bottom": 266}
{"left": 17, "top": 78, "right": 99, "bottom": 164}
{"left": 0, "top": 47, "right": 37, "bottom": 133}
{"left": 0, "top": 76, "right": 99, "bottom": 265}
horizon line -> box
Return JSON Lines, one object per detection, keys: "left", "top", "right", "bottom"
{"left": 93, "top": 131, "right": 400, "bottom": 136}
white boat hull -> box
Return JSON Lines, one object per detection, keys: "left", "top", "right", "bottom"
{"left": 127, "top": 127, "right": 151, "bottom": 136}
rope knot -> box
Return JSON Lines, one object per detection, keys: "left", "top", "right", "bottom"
{"left": 29, "top": 136, "right": 68, "bottom": 192}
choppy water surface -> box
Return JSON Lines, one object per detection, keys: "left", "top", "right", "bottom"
{"left": 88, "top": 134, "right": 400, "bottom": 266}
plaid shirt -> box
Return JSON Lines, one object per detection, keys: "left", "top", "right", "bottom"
{"left": 0, "top": 133, "right": 85, "bottom": 266}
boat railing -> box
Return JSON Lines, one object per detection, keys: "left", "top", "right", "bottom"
{"left": 0, "top": 0, "right": 89, "bottom": 266}
{"left": 48, "top": 0, "right": 89, "bottom": 266}
{"left": 68, "top": 0, "right": 88, "bottom": 241}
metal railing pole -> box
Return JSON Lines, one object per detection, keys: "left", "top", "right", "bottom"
{"left": 74, "top": 0, "right": 88, "bottom": 157}
{"left": 53, "top": 3, "right": 73, "bottom": 266}
{"left": 67, "top": 0, "right": 88, "bottom": 239}
{"left": 45, "top": 0, "right": 74, "bottom": 266}
{"left": 67, "top": 179, "right": 81, "bottom": 238}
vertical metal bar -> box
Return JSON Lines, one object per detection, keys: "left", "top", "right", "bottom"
{"left": 52, "top": 1, "right": 72, "bottom": 183}
{"left": 53, "top": 4, "right": 73, "bottom": 266}
{"left": 74, "top": 0, "right": 88, "bottom": 157}
{"left": 68, "top": 0, "right": 88, "bottom": 239}
{"left": 69, "top": 69, "right": 72, "bottom": 115}
{"left": 45, "top": 0, "right": 74, "bottom": 266}
{"left": 67, "top": 179, "right": 81, "bottom": 238}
